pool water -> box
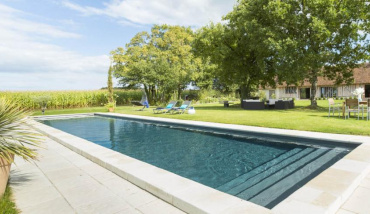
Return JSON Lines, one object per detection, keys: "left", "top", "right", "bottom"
{"left": 41, "top": 116, "right": 350, "bottom": 208}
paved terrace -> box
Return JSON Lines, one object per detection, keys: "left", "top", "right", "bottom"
{"left": 9, "top": 114, "right": 370, "bottom": 213}
{"left": 10, "top": 137, "right": 184, "bottom": 214}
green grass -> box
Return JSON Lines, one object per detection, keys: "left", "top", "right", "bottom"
{"left": 0, "top": 185, "right": 19, "bottom": 214}
{"left": 32, "top": 100, "right": 370, "bottom": 136}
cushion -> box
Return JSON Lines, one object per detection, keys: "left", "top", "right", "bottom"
{"left": 166, "top": 104, "right": 173, "bottom": 108}
{"left": 180, "top": 104, "right": 188, "bottom": 109}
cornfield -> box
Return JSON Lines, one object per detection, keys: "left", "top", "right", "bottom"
{"left": 0, "top": 90, "right": 142, "bottom": 110}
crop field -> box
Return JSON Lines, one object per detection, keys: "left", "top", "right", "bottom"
{"left": 0, "top": 90, "right": 142, "bottom": 110}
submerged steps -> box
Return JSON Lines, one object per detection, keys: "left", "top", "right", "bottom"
{"left": 217, "top": 147, "right": 347, "bottom": 208}
{"left": 217, "top": 147, "right": 307, "bottom": 192}
{"left": 248, "top": 149, "right": 346, "bottom": 208}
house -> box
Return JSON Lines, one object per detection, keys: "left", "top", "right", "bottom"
{"left": 260, "top": 63, "right": 370, "bottom": 100}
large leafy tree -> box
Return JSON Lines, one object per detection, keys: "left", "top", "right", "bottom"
{"left": 246, "top": 0, "right": 370, "bottom": 106}
{"left": 194, "top": 11, "right": 278, "bottom": 101}
{"left": 111, "top": 25, "right": 203, "bottom": 104}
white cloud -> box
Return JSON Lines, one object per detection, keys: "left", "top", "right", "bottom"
{"left": 0, "top": 3, "right": 110, "bottom": 90}
{"left": 62, "top": 0, "right": 236, "bottom": 27}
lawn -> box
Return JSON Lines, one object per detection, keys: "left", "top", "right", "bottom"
{"left": 32, "top": 100, "right": 370, "bottom": 136}
{"left": 0, "top": 185, "right": 19, "bottom": 214}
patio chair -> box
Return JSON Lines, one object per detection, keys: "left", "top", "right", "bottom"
{"left": 153, "top": 101, "right": 177, "bottom": 114}
{"left": 328, "top": 98, "right": 341, "bottom": 117}
{"left": 131, "top": 93, "right": 149, "bottom": 111}
{"left": 344, "top": 99, "right": 359, "bottom": 120}
{"left": 170, "top": 101, "right": 192, "bottom": 114}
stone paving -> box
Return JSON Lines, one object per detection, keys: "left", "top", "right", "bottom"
{"left": 10, "top": 137, "right": 185, "bottom": 214}
{"left": 336, "top": 173, "right": 370, "bottom": 214}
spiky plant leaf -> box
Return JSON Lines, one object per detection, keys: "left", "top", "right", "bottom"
{"left": 0, "top": 97, "right": 43, "bottom": 164}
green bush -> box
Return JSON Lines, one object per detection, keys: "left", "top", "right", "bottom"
{"left": 182, "top": 89, "right": 238, "bottom": 104}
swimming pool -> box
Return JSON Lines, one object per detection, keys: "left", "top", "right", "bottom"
{"left": 40, "top": 115, "right": 355, "bottom": 208}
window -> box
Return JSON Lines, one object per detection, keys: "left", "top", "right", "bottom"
{"left": 321, "top": 87, "right": 337, "bottom": 97}
{"left": 365, "top": 85, "right": 370, "bottom": 98}
{"left": 285, "top": 87, "right": 296, "bottom": 94}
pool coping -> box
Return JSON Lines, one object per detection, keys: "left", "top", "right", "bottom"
{"left": 29, "top": 113, "right": 370, "bottom": 214}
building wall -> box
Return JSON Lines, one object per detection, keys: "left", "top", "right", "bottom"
{"left": 277, "top": 87, "right": 299, "bottom": 99}
{"left": 261, "top": 84, "right": 368, "bottom": 100}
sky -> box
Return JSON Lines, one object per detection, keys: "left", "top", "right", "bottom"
{"left": 0, "top": 0, "right": 237, "bottom": 91}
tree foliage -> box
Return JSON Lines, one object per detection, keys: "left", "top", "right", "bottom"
{"left": 195, "top": 0, "right": 370, "bottom": 106}
{"left": 111, "top": 25, "right": 204, "bottom": 104}
{"left": 242, "top": 0, "right": 370, "bottom": 106}
{"left": 194, "top": 9, "right": 278, "bottom": 100}
{"left": 107, "top": 66, "right": 114, "bottom": 103}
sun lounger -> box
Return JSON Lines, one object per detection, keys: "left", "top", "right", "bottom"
{"left": 170, "top": 101, "right": 192, "bottom": 114}
{"left": 153, "top": 101, "right": 177, "bottom": 114}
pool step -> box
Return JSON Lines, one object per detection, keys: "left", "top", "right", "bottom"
{"left": 234, "top": 149, "right": 328, "bottom": 201}
{"left": 226, "top": 148, "right": 320, "bottom": 196}
{"left": 217, "top": 147, "right": 314, "bottom": 193}
{"left": 247, "top": 149, "right": 344, "bottom": 208}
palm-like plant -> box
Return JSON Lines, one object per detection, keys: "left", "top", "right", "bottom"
{"left": 0, "top": 97, "right": 42, "bottom": 164}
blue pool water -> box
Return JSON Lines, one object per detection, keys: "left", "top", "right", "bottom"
{"left": 40, "top": 116, "right": 352, "bottom": 208}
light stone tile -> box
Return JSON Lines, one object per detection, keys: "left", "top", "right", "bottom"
{"left": 114, "top": 207, "right": 142, "bottom": 214}
{"left": 91, "top": 170, "right": 118, "bottom": 183}
{"left": 306, "top": 168, "right": 358, "bottom": 196}
{"left": 35, "top": 159, "right": 75, "bottom": 172}
{"left": 336, "top": 209, "right": 356, "bottom": 214}
{"left": 137, "top": 199, "right": 185, "bottom": 214}
{"left": 99, "top": 176, "right": 143, "bottom": 197}
{"left": 57, "top": 184, "right": 116, "bottom": 208}
{"left": 124, "top": 189, "right": 159, "bottom": 208}
{"left": 218, "top": 201, "right": 272, "bottom": 214}
{"left": 43, "top": 166, "right": 85, "bottom": 182}
{"left": 172, "top": 184, "right": 242, "bottom": 214}
{"left": 79, "top": 162, "right": 113, "bottom": 176}
{"left": 311, "top": 192, "right": 337, "bottom": 208}
{"left": 13, "top": 186, "right": 62, "bottom": 210}
{"left": 360, "top": 176, "right": 370, "bottom": 189}
{"left": 341, "top": 186, "right": 370, "bottom": 214}
{"left": 289, "top": 186, "right": 323, "bottom": 203}
{"left": 272, "top": 199, "right": 326, "bottom": 214}
{"left": 19, "top": 196, "right": 74, "bottom": 214}
{"left": 345, "top": 147, "right": 370, "bottom": 163}
{"left": 52, "top": 173, "right": 100, "bottom": 192}
{"left": 331, "top": 159, "right": 370, "bottom": 173}
{"left": 75, "top": 195, "right": 131, "bottom": 214}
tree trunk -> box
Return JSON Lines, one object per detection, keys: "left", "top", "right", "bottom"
{"left": 143, "top": 85, "right": 151, "bottom": 104}
{"left": 177, "top": 86, "right": 182, "bottom": 100}
{"left": 239, "top": 84, "right": 250, "bottom": 104}
{"left": 310, "top": 76, "right": 318, "bottom": 107}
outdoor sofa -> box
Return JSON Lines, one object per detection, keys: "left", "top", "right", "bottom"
{"left": 242, "top": 100, "right": 265, "bottom": 110}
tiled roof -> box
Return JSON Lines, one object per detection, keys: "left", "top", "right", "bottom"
{"left": 267, "top": 63, "right": 370, "bottom": 88}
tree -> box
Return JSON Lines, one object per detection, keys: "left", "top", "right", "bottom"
{"left": 242, "top": 0, "right": 370, "bottom": 106}
{"left": 111, "top": 25, "right": 203, "bottom": 104}
{"left": 194, "top": 14, "right": 278, "bottom": 102}
{"left": 107, "top": 66, "right": 114, "bottom": 103}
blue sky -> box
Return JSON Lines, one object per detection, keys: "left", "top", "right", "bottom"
{"left": 0, "top": 0, "right": 236, "bottom": 90}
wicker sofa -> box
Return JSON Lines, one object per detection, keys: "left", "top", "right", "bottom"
{"left": 242, "top": 100, "right": 265, "bottom": 110}
{"left": 275, "top": 100, "right": 294, "bottom": 110}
